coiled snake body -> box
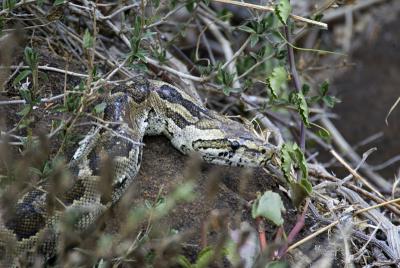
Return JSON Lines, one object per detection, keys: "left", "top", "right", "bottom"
{"left": 0, "top": 79, "right": 277, "bottom": 266}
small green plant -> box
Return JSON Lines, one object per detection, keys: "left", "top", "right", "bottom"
{"left": 216, "top": 66, "right": 239, "bottom": 95}
{"left": 128, "top": 16, "right": 147, "bottom": 63}
{"left": 12, "top": 47, "right": 40, "bottom": 129}
{"left": 280, "top": 142, "right": 312, "bottom": 207}
{"left": 252, "top": 190, "right": 286, "bottom": 226}
{"left": 2, "top": 0, "right": 17, "bottom": 11}
{"left": 238, "top": 15, "right": 277, "bottom": 47}
{"left": 24, "top": 47, "right": 39, "bottom": 94}
{"left": 83, "top": 28, "right": 93, "bottom": 49}
{"left": 178, "top": 246, "right": 215, "bottom": 268}
{"left": 307, "top": 80, "right": 340, "bottom": 108}
{"left": 13, "top": 47, "right": 39, "bottom": 94}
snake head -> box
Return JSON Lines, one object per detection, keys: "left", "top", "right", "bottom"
{"left": 191, "top": 116, "right": 279, "bottom": 168}
{"left": 226, "top": 136, "right": 278, "bottom": 167}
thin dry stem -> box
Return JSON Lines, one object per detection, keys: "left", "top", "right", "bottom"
{"left": 288, "top": 196, "right": 400, "bottom": 253}
{"left": 212, "top": 0, "right": 328, "bottom": 29}
{"left": 330, "top": 149, "right": 384, "bottom": 198}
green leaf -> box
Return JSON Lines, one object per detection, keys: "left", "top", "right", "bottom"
{"left": 266, "top": 66, "right": 287, "bottom": 99}
{"left": 300, "top": 178, "right": 313, "bottom": 194}
{"left": 311, "top": 122, "right": 331, "bottom": 141}
{"left": 93, "top": 102, "right": 106, "bottom": 114}
{"left": 127, "top": 17, "right": 146, "bottom": 63}
{"left": 308, "top": 95, "right": 321, "bottom": 105}
{"left": 280, "top": 143, "right": 308, "bottom": 180}
{"left": 260, "top": 14, "right": 274, "bottom": 31}
{"left": 290, "top": 92, "right": 310, "bottom": 127}
{"left": 65, "top": 90, "right": 82, "bottom": 112}
{"left": 302, "top": 84, "right": 310, "bottom": 95}
{"left": 281, "top": 143, "right": 308, "bottom": 181}
{"left": 280, "top": 143, "right": 293, "bottom": 181}
{"left": 39, "top": 71, "right": 49, "bottom": 83}
{"left": 238, "top": 25, "right": 255, "bottom": 33}
{"left": 19, "top": 88, "right": 32, "bottom": 103}
{"left": 225, "top": 239, "right": 240, "bottom": 267}
{"left": 250, "top": 34, "right": 259, "bottom": 47}
{"left": 24, "top": 47, "right": 38, "bottom": 70}
{"left": 177, "top": 247, "right": 214, "bottom": 268}
{"left": 319, "top": 80, "right": 329, "bottom": 96}
{"left": 153, "top": 0, "right": 161, "bottom": 8}
{"left": 13, "top": 70, "right": 31, "bottom": 86}
{"left": 185, "top": 0, "right": 195, "bottom": 12}
{"left": 293, "top": 144, "right": 307, "bottom": 179}
{"left": 298, "top": 93, "right": 310, "bottom": 126}
{"left": 53, "top": 0, "right": 65, "bottom": 6}
{"left": 275, "top": 49, "right": 287, "bottom": 60}
{"left": 177, "top": 255, "right": 193, "bottom": 268}
{"left": 317, "top": 129, "right": 331, "bottom": 141}
{"left": 83, "top": 29, "right": 93, "bottom": 49}
{"left": 275, "top": 0, "right": 292, "bottom": 25}
{"left": 194, "top": 247, "right": 214, "bottom": 268}
{"left": 322, "top": 95, "right": 340, "bottom": 108}
{"left": 223, "top": 87, "right": 230, "bottom": 96}
{"left": 222, "top": 86, "right": 241, "bottom": 96}
{"left": 217, "top": 68, "right": 234, "bottom": 89}
{"left": 152, "top": 47, "right": 166, "bottom": 63}
{"left": 252, "top": 191, "right": 285, "bottom": 226}
{"left": 313, "top": 13, "right": 324, "bottom": 22}
{"left": 17, "top": 105, "right": 31, "bottom": 117}
{"left": 280, "top": 143, "right": 312, "bottom": 206}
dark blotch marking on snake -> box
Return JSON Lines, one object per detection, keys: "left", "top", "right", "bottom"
{"left": 88, "top": 149, "right": 101, "bottom": 176}
{"left": 164, "top": 107, "right": 191, "bottom": 129}
{"left": 111, "top": 79, "right": 150, "bottom": 104}
{"left": 104, "top": 95, "right": 128, "bottom": 129}
{"left": 5, "top": 190, "right": 46, "bottom": 241}
{"left": 157, "top": 85, "right": 208, "bottom": 119}
{"left": 103, "top": 133, "right": 134, "bottom": 159}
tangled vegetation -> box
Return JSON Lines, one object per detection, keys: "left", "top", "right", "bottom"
{"left": 0, "top": 0, "right": 399, "bottom": 267}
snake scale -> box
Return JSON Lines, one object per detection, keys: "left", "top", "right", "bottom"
{"left": 0, "top": 79, "right": 278, "bottom": 266}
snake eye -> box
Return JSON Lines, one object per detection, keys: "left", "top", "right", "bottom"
{"left": 261, "top": 148, "right": 267, "bottom": 154}
{"left": 231, "top": 141, "right": 240, "bottom": 151}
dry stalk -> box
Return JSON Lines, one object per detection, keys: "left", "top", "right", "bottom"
{"left": 212, "top": 0, "right": 328, "bottom": 29}
{"left": 330, "top": 149, "right": 384, "bottom": 198}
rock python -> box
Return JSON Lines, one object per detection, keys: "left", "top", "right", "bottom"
{"left": 0, "top": 79, "right": 278, "bottom": 266}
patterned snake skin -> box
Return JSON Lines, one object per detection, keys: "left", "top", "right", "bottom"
{"left": 0, "top": 79, "right": 278, "bottom": 266}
